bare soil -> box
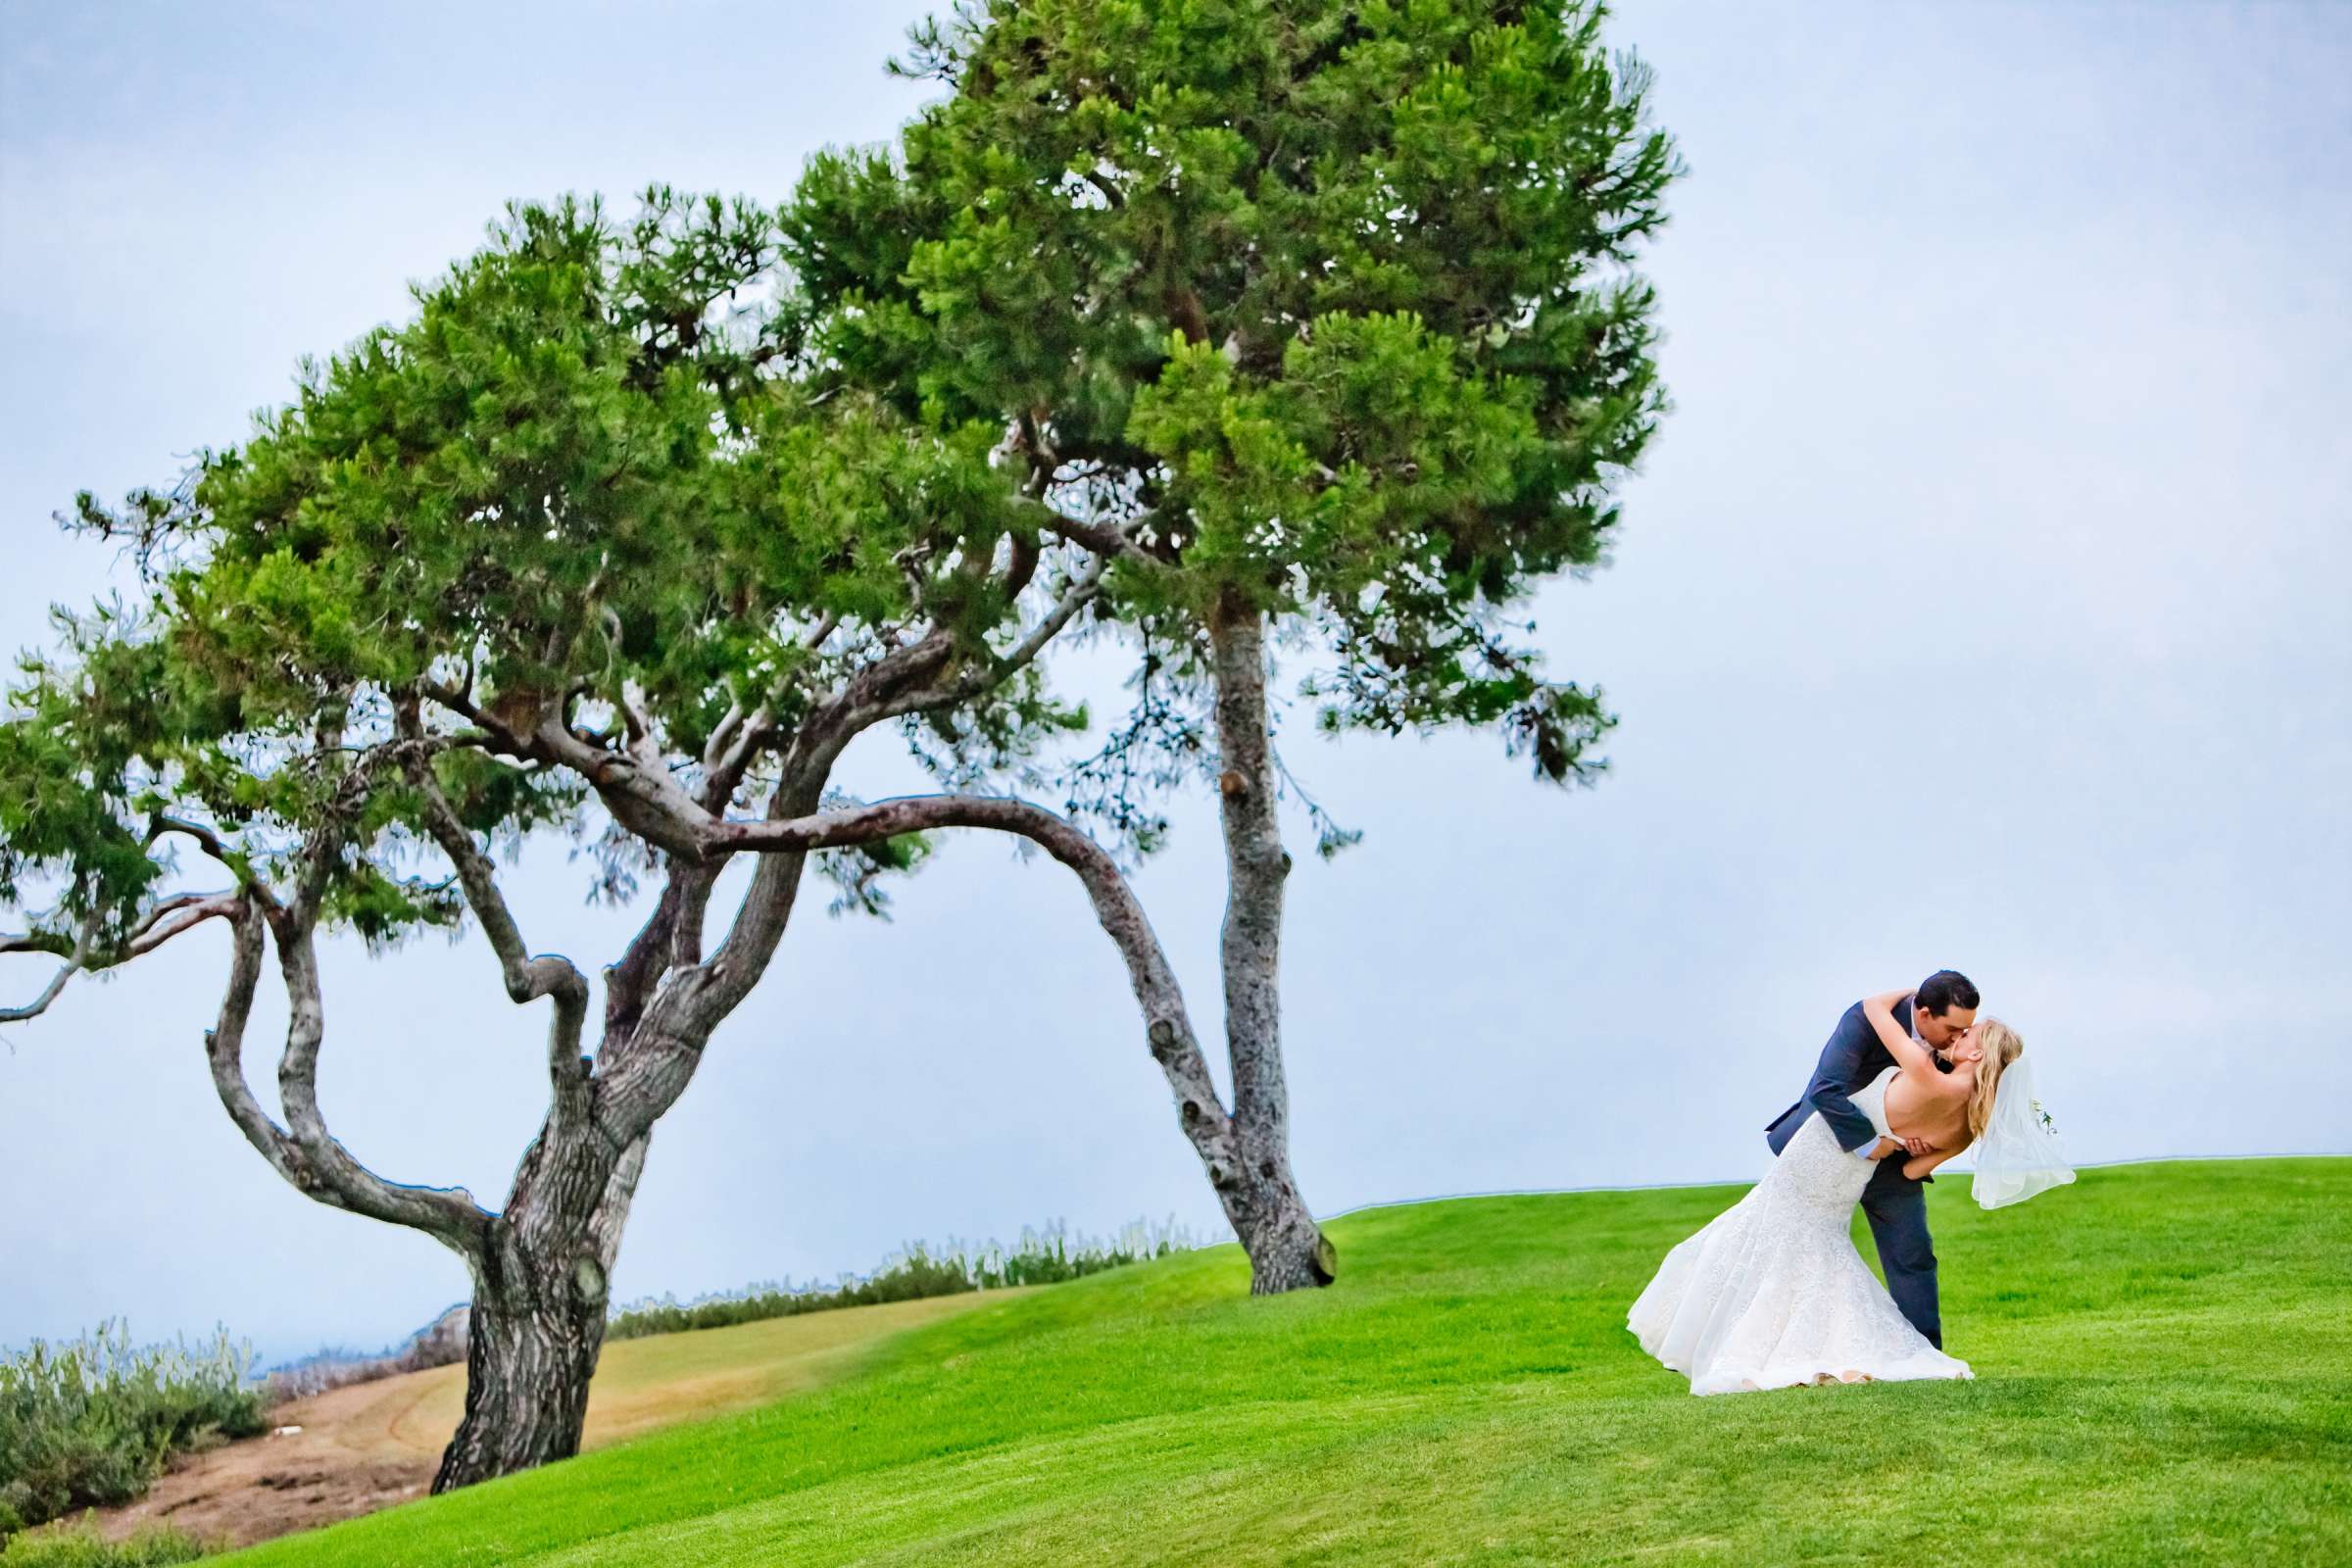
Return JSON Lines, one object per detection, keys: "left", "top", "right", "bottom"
{"left": 90, "top": 1293, "right": 1008, "bottom": 1551}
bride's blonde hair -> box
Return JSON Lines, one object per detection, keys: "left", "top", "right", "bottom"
{"left": 1965, "top": 1019, "right": 2025, "bottom": 1144}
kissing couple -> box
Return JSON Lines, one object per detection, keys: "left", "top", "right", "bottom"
{"left": 1630, "top": 970, "right": 2075, "bottom": 1394}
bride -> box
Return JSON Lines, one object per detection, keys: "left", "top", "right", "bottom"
{"left": 1629, "top": 986, "right": 2061, "bottom": 1395}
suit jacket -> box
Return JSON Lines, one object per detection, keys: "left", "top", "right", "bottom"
{"left": 1766, "top": 995, "right": 1942, "bottom": 1180}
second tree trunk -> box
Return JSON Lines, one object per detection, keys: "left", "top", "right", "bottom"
{"left": 1207, "top": 594, "right": 1335, "bottom": 1295}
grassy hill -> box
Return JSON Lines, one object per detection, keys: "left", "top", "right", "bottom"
{"left": 221, "top": 1158, "right": 2349, "bottom": 1566}
{"left": 81, "top": 1297, "right": 1012, "bottom": 1550}
{"left": 375, "top": 1291, "right": 1025, "bottom": 1456}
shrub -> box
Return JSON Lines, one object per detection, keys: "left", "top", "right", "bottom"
{"left": 0, "top": 1519, "right": 209, "bottom": 1566}
{"left": 606, "top": 1217, "right": 1198, "bottom": 1342}
{"left": 0, "top": 1325, "right": 264, "bottom": 1533}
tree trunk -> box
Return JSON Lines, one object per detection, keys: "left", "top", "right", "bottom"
{"left": 1206, "top": 591, "right": 1336, "bottom": 1294}
{"left": 432, "top": 772, "right": 823, "bottom": 1494}
{"left": 1222, "top": 1150, "right": 1337, "bottom": 1295}
{"left": 432, "top": 1130, "right": 648, "bottom": 1493}
{"left": 432, "top": 1279, "right": 603, "bottom": 1492}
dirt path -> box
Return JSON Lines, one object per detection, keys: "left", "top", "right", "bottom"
{"left": 96, "top": 1292, "right": 1013, "bottom": 1551}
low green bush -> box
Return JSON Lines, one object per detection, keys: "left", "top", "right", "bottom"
{"left": 0, "top": 1519, "right": 210, "bottom": 1565}
{"left": 0, "top": 1325, "right": 264, "bottom": 1533}
{"left": 606, "top": 1217, "right": 1197, "bottom": 1342}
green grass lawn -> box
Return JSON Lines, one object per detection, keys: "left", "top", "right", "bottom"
{"left": 221, "top": 1158, "right": 2350, "bottom": 1566}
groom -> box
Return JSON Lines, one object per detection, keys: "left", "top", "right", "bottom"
{"left": 1765, "top": 969, "right": 1981, "bottom": 1348}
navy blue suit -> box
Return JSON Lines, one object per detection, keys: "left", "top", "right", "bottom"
{"left": 1765, "top": 997, "right": 1945, "bottom": 1348}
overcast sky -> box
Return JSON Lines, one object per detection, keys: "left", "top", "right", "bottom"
{"left": 3, "top": 1, "right": 2346, "bottom": 1364}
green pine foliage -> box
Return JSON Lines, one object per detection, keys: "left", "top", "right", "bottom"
{"left": 789, "top": 0, "right": 1681, "bottom": 817}
{"left": 7, "top": 0, "right": 1680, "bottom": 1005}
{"left": 5, "top": 186, "right": 1082, "bottom": 960}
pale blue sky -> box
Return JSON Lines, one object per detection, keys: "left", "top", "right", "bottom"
{"left": 4, "top": 1, "right": 2347, "bottom": 1363}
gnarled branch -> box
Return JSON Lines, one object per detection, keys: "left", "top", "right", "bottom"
{"left": 204, "top": 897, "right": 301, "bottom": 1176}
{"left": 404, "top": 749, "right": 593, "bottom": 1135}
{"left": 0, "top": 913, "right": 98, "bottom": 1025}
{"left": 716, "top": 793, "right": 1238, "bottom": 1160}
{"left": 5, "top": 890, "right": 245, "bottom": 1026}
{"left": 876, "top": 552, "right": 1107, "bottom": 721}
{"left": 256, "top": 891, "right": 489, "bottom": 1250}
{"left": 1016, "top": 496, "right": 1160, "bottom": 564}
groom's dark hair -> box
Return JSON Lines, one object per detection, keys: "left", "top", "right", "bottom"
{"left": 1916, "top": 969, "right": 1981, "bottom": 1017}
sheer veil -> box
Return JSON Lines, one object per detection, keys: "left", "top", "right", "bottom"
{"left": 1970, "top": 1054, "right": 2075, "bottom": 1209}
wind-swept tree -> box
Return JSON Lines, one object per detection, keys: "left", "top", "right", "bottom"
{"left": 786, "top": 0, "right": 1679, "bottom": 1290}
{"left": 0, "top": 192, "right": 1237, "bottom": 1489}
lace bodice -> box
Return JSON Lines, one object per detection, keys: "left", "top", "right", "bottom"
{"left": 1772, "top": 1065, "right": 1899, "bottom": 1211}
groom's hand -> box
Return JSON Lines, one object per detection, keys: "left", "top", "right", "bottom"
{"left": 1899, "top": 1135, "right": 1936, "bottom": 1157}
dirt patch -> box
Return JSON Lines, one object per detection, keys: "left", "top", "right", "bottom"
{"left": 87, "top": 1291, "right": 1015, "bottom": 1551}
{"left": 95, "top": 1363, "right": 458, "bottom": 1548}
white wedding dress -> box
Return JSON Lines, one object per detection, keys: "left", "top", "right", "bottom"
{"left": 1629, "top": 1065, "right": 1973, "bottom": 1395}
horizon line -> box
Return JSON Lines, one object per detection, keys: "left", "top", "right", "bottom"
{"left": 1313, "top": 1149, "right": 2352, "bottom": 1222}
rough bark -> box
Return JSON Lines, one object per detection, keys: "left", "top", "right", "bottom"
{"left": 192, "top": 873, "right": 634, "bottom": 1490}
{"left": 433, "top": 1132, "right": 647, "bottom": 1492}
{"left": 205, "top": 876, "right": 641, "bottom": 1494}
{"left": 1204, "top": 593, "right": 1335, "bottom": 1294}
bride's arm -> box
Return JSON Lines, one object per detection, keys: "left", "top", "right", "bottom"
{"left": 1862, "top": 989, "right": 1938, "bottom": 1080}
